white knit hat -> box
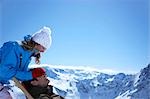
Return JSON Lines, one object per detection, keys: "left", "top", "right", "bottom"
{"left": 32, "top": 26, "right": 52, "bottom": 49}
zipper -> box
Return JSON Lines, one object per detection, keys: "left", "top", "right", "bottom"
{"left": 19, "top": 54, "right": 23, "bottom": 68}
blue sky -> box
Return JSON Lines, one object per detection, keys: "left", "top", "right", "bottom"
{"left": 0, "top": 0, "right": 149, "bottom": 73}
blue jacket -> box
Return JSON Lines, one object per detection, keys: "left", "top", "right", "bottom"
{"left": 0, "top": 41, "right": 35, "bottom": 84}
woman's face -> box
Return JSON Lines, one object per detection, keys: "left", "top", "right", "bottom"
{"left": 34, "top": 44, "right": 46, "bottom": 52}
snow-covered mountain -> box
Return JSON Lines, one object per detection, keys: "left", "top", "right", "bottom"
{"left": 115, "top": 64, "right": 150, "bottom": 99}
{"left": 10, "top": 64, "right": 150, "bottom": 99}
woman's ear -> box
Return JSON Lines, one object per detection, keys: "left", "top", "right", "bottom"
{"left": 31, "top": 80, "right": 38, "bottom": 86}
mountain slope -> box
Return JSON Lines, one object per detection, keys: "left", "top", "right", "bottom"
{"left": 116, "top": 64, "right": 150, "bottom": 99}
{"left": 10, "top": 64, "right": 150, "bottom": 99}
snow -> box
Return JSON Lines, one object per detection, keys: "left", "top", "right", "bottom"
{"left": 8, "top": 64, "right": 150, "bottom": 99}
{"left": 115, "top": 90, "right": 131, "bottom": 99}
{"left": 133, "top": 72, "right": 140, "bottom": 87}
{"left": 105, "top": 77, "right": 114, "bottom": 83}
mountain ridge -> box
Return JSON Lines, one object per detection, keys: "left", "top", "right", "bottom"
{"left": 11, "top": 64, "right": 150, "bottom": 99}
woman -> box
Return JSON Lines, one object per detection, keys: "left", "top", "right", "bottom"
{"left": 0, "top": 26, "right": 52, "bottom": 99}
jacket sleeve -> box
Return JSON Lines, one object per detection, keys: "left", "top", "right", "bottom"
{"left": 0, "top": 42, "right": 20, "bottom": 82}
{"left": 15, "top": 70, "right": 33, "bottom": 81}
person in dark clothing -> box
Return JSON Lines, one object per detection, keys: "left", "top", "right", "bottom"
{"left": 22, "top": 68, "right": 64, "bottom": 99}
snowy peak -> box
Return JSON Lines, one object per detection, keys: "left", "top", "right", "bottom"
{"left": 36, "top": 64, "right": 150, "bottom": 99}
{"left": 139, "top": 64, "right": 150, "bottom": 80}
{"left": 134, "top": 64, "right": 150, "bottom": 87}
{"left": 116, "top": 64, "right": 150, "bottom": 99}
{"left": 10, "top": 64, "right": 150, "bottom": 99}
{"left": 130, "top": 64, "right": 150, "bottom": 99}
